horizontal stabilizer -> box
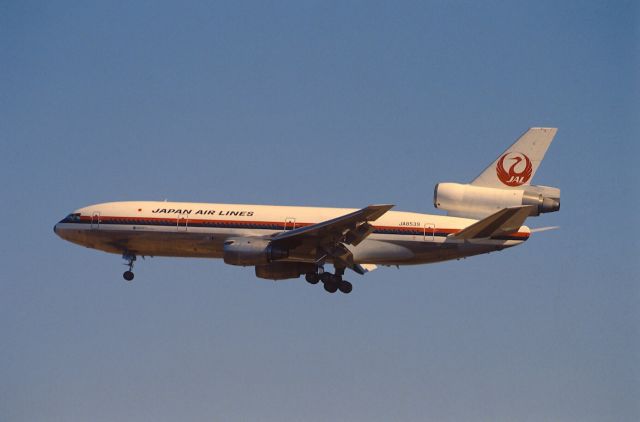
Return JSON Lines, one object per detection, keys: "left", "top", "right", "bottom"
{"left": 451, "top": 206, "right": 533, "bottom": 240}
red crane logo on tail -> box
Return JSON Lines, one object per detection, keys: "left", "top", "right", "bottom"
{"left": 496, "top": 152, "right": 533, "bottom": 186}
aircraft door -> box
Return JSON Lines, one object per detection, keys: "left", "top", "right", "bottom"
{"left": 284, "top": 217, "right": 296, "bottom": 232}
{"left": 91, "top": 211, "right": 101, "bottom": 229}
{"left": 177, "top": 212, "right": 188, "bottom": 231}
{"left": 424, "top": 223, "right": 435, "bottom": 241}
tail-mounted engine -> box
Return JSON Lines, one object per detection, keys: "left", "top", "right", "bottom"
{"left": 434, "top": 183, "right": 560, "bottom": 219}
{"left": 433, "top": 127, "right": 561, "bottom": 219}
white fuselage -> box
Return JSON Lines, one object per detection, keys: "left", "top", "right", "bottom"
{"left": 54, "top": 201, "right": 530, "bottom": 266}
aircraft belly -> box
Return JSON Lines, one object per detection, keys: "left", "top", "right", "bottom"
{"left": 119, "top": 232, "right": 224, "bottom": 258}
{"left": 351, "top": 239, "right": 415, "bottom": 263}
{"left": 58, "top": 227, "right": 226, "bottom": 258}
{"left": 352, "top": 238, "right": 508, "bottom": 265}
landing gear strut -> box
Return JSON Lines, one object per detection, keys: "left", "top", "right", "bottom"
{"left": 123, "top": 253, "right": 136, "bottom": 281}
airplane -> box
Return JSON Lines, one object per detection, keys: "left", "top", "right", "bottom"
{"left": 54, "top": 127, "right": 560, "bottom": 294}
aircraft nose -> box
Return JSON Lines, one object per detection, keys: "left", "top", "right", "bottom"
{"left": 54, "top": 217, "right": 67, "bottom": 237}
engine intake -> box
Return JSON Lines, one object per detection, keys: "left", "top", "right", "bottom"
{"left": 434, "top": 183, "right": 560, "bottom": 219}
{"left": 223, "top": 237, "right": 288, "bottom": 266}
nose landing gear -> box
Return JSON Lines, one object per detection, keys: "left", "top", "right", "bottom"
{"left": 122, "top": 253, "right": 136, "bottom": 281}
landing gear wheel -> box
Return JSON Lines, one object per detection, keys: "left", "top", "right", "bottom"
{"left": 338, "top": 280, "right": 352, "bottom": 294}
{"left": 305, "top": 273, "right": 319, "bottom": 284}
{"left": 320, "top": 272, "right": 333, "bottom": 283}
{"left": 123, "top": 271, "right": 134, "bottom": 281}
{"left": 323, "top": 281, "right": 338, "bottom": 293}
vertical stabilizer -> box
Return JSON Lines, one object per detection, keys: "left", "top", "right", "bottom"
{"left": 471, "top": 127, "right": 557, "bottom": 188}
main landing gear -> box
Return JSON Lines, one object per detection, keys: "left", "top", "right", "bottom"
{"left": 122, "top": 253, "right": 136, "bottom": 281}
{"left": 305, "top": 267, "right": 352, "bottom": 294}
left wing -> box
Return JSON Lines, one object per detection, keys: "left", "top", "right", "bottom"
{"left": 271, "top": 204, "right": 394, "bottom": 274}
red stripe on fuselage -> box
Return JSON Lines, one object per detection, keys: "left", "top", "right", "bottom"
{"left": 78, "top": 215, "right": 530, "bottom": 239}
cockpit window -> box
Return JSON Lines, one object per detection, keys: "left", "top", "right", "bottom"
{"left": 65, "top": 213, "right": 81, "bottom": 222}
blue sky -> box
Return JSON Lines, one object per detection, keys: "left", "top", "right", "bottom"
{"left": 1, "top": 1, "right": 638, "bottom": 421}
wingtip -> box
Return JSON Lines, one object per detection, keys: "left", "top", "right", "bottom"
{"left": 365, "top": 204, "right": 394, "bottom": 221}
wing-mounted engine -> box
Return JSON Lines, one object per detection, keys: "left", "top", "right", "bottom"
{"left": 434, "top": 183, "right": 560, "bottom": 219}
{"left": 223, "top": 237, "right": 288, "bottom": 266}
